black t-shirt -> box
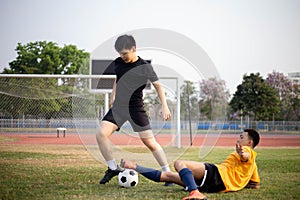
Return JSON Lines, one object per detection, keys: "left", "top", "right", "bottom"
{"left": 112, "top": 57, "right": 158, "bottom": 107}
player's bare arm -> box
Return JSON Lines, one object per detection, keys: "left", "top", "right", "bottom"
{"left": 235, "top": 143, "right": 250, "bottom": 162}
{"left": 109, "top": 79, "right": 117, "bottom": 107}
{"left": 151, "top": 81, "right": 171, "bottom": 120}
{"left": 245, "top": 180, "right": 260, "bottom": 189}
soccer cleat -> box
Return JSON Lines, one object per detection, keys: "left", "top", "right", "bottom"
{"left": 183, "top": 186, "right": 189, "bottom": 191}
{"left": 164, "top": 182, "right": 174, "bottom": 186}
{"left": 119, "top": 158, "right": 125, "bottom": 169}
{"left": 181, "top": 190, "right": 207, "bottom": 200}
{"left": 99, "top": 166, "right": 123, "bottom": 184}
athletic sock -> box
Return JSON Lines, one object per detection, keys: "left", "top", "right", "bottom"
{"left": 162, "top": 165, "right": 171, "bottom": 172}
{"left": 152, "top": 148, "right": 169, "bottom": 168}
{"left": 136, "top": 164, "right": 162, "bottom": 182}
{"left": 106, "top": 159, "right": 117, "bottom": 170}
{"left": 179, "top": 168, "right": 198, "bottom": 192}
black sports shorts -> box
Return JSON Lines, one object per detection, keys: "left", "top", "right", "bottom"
{"left": 102, "top": 106, "right": 151, "bottom": 132}
{"left": 196, "top": 163, "right": 226, "bottom": 193}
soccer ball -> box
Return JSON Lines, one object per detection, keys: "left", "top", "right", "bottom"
{"left": 118, "top": 168, "right": 139, "bottom": 188}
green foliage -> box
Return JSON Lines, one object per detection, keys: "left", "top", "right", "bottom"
{"left": 0, "top": 77, "right": 69, "bottom": 120}
{"left": 0, "top": 41, "right": 91, "bottom": 120}
{"left": 180, "top": 78, "right": 230, "bottom": 121}
{"left": 180, "top": 81, "right": 199, "bottom": 121}
{"left": 230, "top": 73, "right": 280, "bottom": 120}
{"left": 3, "top": 41, "right": 90, "bottom": 74}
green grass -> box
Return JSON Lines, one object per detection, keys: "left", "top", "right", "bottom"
{"left": 0, "top": 136, "right": 19, "bottom": 142}
{"left": 0, "top": 144, "right": 299, "bottom": 200}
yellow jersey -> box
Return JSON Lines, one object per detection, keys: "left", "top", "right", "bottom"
{"left": 216, "top": 146, "right": 260, "bottom": 192}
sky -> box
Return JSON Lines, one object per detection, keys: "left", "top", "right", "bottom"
{"left": 1, "top": 0, "right": 299, "bottom": 95}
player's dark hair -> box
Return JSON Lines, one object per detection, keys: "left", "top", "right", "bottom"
{"left": 244, "top": 129, "right": 260, "bottom": 148}
{"left": 115, "top": 35, "right": 136, "bottom": 52}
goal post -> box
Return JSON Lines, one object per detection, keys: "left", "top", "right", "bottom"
{"left": 0, "top": 74, "right": 181, "bottom": 148}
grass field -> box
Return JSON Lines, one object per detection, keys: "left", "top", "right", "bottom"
{"left": 0, "top": 142, "right": 300, "bottom": 199}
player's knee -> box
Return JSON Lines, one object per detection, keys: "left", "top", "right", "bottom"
{"left": 95, "top": 132, "right": 101, "bottom": 142}
{"left": 145, "top": 142, "right": 158, "bottom": 152}
{"left": 141, "top": 137, "right": 159, "bottom": 151}
{"left": 174, "top": 160, "right": 186, "bottom": 172}
{"left": 96, "top": 130, "right": 108, "bottom": 142}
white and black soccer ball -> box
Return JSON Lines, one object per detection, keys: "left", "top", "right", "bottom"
{"left": 118, "top": 168, "right": 139, "bottom": 188}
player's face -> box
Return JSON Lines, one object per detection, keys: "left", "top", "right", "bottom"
{"left": 237, "top": 132, "right": 251, "bottom": 146}
{"left": 118, "top": 47, "right": 136, "bottom": 63}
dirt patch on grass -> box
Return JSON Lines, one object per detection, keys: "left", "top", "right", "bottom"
{"left": 0, "top": 144, "right": 99, "bottom": 168}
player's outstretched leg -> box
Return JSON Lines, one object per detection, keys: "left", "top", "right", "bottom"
{"left": 120, "top": 159, "right": 207, "bottom": 199}
{"left": 120, "top": 159, "right": 184, "bottom": 186}
{"left": 120, "top": 159, "right": 162, "bottom": 182}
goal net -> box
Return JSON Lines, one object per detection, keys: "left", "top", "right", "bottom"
{"left": 0, "top": 74, "right": 183, "bottom": 165}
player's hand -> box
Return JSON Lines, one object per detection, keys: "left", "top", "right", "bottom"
{"left": 159, "top": 106, "right": 171, "bottom": 121}
{"left": 109, "top": 99, "right": 115, "bottom": 108}
{"left": 236, "top": 142, "right": 249, "bottom": 162}
{"left": 236, "top": 142, "right": 244, "bottom": 156}
{"left": 245, "top": 181, "right": 260, "bottom": 189}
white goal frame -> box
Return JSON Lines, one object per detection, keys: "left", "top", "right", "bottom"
{"left": 0, "top": 74, "right": 181, "bottom": 148}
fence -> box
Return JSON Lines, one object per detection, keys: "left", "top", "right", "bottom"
{"left": 195, "top": 120, "right": 300, "bottom": 132}
{"left": 0, "top": 75, "right": 180, "bottom": 139}
{"left": 1, "top": 118, "right": 299, "bottom": 134}
{"left": 0, "top": 74, "right": 299, "bottom": 136}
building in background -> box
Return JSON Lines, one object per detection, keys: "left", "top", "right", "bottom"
{"left": 288, "top": 72, "right": 300, "bottom": 84}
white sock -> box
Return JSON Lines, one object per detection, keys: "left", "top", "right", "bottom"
{"left": 107, "top": 159, "right": 117, "bottom": 170}
{"left": 152, "top": 148, "right": 168, "bottom": 168}
{"left": 162, "top": 164, "right": 171, "bottom": 172}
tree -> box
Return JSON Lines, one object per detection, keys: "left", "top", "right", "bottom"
{"left": 289, "top": 84, "right": 300, "bottom": 121}
{"left": 180, "top": 81, "right": 199, "bottom": 122}
{"left": 230, "top": 73, "right": 280, "bottom": 121}
{"left": 3, "top": 41, "right": 89, "bottom": 74}
{"left": 0, "top": 41, "right": 90, "bottom": 124}
{"left": 265, "top": 71, "right": 297, "bottom": 120}
{"left": 265, "top": 71, "right": 293, "bottom": 100}
{"left": 199, "top": 77, "right": 230, "bottom": 120}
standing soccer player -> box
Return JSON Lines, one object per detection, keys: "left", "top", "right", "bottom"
{"left": 97, "top": 34, "right": 172, "bottom": 185}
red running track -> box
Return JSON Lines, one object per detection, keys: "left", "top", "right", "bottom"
{"left": 1, "top": 133, "right": 300, "bottom": 147}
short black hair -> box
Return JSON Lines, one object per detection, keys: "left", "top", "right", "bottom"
{"left": 244, "top": 129, "right": 260, "bottom": 148}
{"left": 114, "top": 34, "right": 136, "bottom": 52}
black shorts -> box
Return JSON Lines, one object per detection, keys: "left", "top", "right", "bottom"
{"left": 102, "top": 106, "right": 151, "bottom": 132}
{"left": 195, "top": 163, "right": 225, "bottom": 193}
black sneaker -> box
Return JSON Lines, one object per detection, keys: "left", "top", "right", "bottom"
{"left": 99, "top": 167, "right": 122, "bottom": 184}
{"left": 164, "top": 182, "right": 174, "bottom": 186}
